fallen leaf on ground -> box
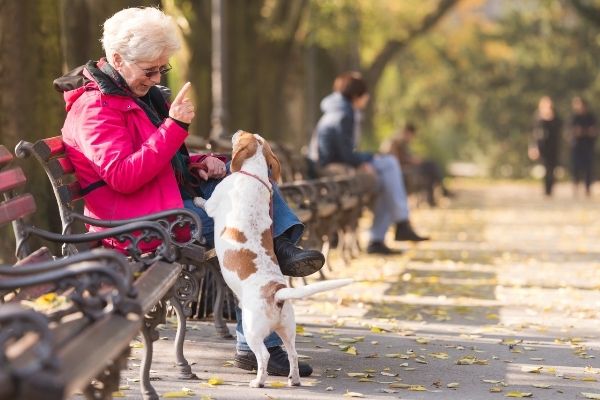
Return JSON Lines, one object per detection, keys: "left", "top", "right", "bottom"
{"left": 207, "top": 377, "right": 223, "bottom": 385}
{"left": 343, "top": 391, "right": 365, "bottom": 398}
{"left": 582, "top": 393, "right": 600, "bottom": 399}
{"left": 505, "top": 392, "right": 532, "bottom": 398}
{"left": 521, "top": 366, "right": 542, "bottom": 373}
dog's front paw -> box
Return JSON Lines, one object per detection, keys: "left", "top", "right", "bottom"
{"left": 193, "top": 196, "right": 207, "bottom": 209}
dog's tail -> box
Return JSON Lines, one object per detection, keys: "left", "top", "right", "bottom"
{"left": 274, "top": 278, "right": 353, "bottom": 302}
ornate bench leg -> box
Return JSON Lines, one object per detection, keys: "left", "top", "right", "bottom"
{"left": 139, "top": 302, "right": 165, "bottom": 400}
{"left": 209, "top": 263, "right": 234, "bottom": 339}
{"left": 169, "top": 298, "right": 198, "bottom": 379}
{"left": 170, "top": 268, "right": 199, "bottom": 379}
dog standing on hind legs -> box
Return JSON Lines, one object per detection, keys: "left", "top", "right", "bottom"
{"left": 201, "top": 130, "right": 352, "bottom": 388}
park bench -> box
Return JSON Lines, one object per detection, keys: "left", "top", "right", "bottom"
{"left": 0, "top": 146, "right": 185, "bottom": 399}
{"left": 14, "top": 137, "right": 233, "bottom": 334}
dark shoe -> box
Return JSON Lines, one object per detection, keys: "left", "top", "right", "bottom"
{"left": 394, "top": 221, "right": 429, "bottom": 242}
{"left": 234, "top": 346, "right": 313, "bottom": 377}
{"left": 366, "top": 241, "right": 402, "bottom": 255}
{"left": 442, "top": 186, "right": 455, "bottom": 198}
{"left": 274, "top": 236, "right": 325, "bottom": 277}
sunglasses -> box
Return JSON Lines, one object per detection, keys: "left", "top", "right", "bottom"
{"left": 134, "top": 62, "right": 172, "bottom": 78}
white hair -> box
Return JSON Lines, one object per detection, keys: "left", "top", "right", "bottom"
{"left": 101, "top": 7, "right": 180, "bottom": 63}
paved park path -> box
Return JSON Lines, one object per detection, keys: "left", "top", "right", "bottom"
{"left": 108, "top": 180, "right": 600, "bottom": 400}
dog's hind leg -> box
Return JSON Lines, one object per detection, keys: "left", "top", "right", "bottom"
{"left": 275, "top": 304, "right": 300, "bottom": 386}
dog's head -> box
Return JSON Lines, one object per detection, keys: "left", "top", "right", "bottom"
{"left": 230, "top": 130, "right": 281, "bottom": 182}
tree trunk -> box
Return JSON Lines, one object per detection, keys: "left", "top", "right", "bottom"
{"left": 0, "top": 0, "right": 64, "bottom": 262}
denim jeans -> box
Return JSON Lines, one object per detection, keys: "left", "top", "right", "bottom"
{"left": 183, "top": 170, "right": 303, "bottom": 351}
{"left": 369, "top": 154, "right": 410, "bottom": 242}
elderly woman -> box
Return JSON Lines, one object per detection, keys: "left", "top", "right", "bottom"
{"left": 56, "top": 7, "right": 319, "bottom": 377}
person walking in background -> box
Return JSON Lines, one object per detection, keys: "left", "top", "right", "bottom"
{"left": 387, "top": 123, "right": 453, "bottom": 207}
{"left": 531, "top": 96, "right": 562, "bottom": 196}
{"left": 569, "top": 96, "right": 597, "bottom": 197}
{"left": 309, "top": 71, "right": 428, "bottom": 255}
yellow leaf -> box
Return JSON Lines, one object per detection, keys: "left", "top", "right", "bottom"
{"left": 521, "top": 366, "right": 542, "bottom": 373}
{"left": 207, "top": 377, "right": 223, "bottom": 385}
{"left": 582, "top": 377, "right": 598, "bottom": 382}
{"left": 370, "top": 326, "right": 388, "bottom": 333}
{"left": 112, "top": 392, "right": 126, "bottom": 398}
{"left": 389, "top": 383, "right": 410, "bottom": 388}
{"left": 533, "top": 384, "right": 551, "bottom": 389}
{"left": 429, "top": 352, "right": 449, "bottom": 359}
{"left": 344, "top": 391, "right": 365, "bottom": 398}
{"left": 408, "top": 385, "right": 427, "bottom": 391}
{"left": 269, "top": 381, "right": 286, "bottom": 388}
{"left": 582, "top": 393, "right": 600, "bottom": 400}
{"left": 296, "top": 325, "right": 305, "bottom": 333}
{"left": 490, "top": 386, "right": 503, "bottom": 393}
{"left": 347, "top": 373, "right": 368, "bottom": 378}
{"left": 415, "top": 337, "right": 429, "bottom": 344}
{"left": 345, "top": 346, "right": 358, "bottom": 355}
{"left": 162, "top": 391, "right": 194, "bottom": 398}
{"left": 447, "top": 382, "right": 460, "bottom": 388}
{"left": 200, "top": 396, "right": 213, "bottom": 400}
{"left": 486, "top": 313, "right": 499, "bottom": 320}
{"left": 500, "top": 339, "right": 522, "bottom": 345}
{"left": 505, "top": 392, "right": 532, "bottom": 398}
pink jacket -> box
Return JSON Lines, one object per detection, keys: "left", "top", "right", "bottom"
{"left": 61, "top": 69, "right": 191, "bottom": 249}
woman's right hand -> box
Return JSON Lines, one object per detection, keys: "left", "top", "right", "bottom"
{"left": 169, "top": 82, "right": 195, "bottom": 124}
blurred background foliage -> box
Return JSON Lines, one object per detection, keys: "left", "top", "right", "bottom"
{"left": 1, "top": 0, "right": 600, "bottom": 259}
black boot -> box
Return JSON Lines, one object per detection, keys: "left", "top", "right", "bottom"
{"left": 274, "top": 236, "right": 325, "bottom": 277}
{"left": 234, "top": 345, "right": 313, "bottom": 377}
{"left": 366, "top": 241, "right": 403, "bottom": 255}
{"left": 394, "top": 220, "right": 429, "bottom": 242}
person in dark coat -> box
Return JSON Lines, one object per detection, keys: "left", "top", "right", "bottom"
{"left": 309, "top": 72, "right": 428, "bottom": 255}
{"left": 531, "top": 96, "right": 562, "bottom": 196}
{"left": 569, "top": 96, "right": 597, "bottom": 197}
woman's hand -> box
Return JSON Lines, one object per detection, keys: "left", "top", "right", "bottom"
{"left": 190, "top": 156, "right": 227, "bottom": 180}
{"left": 169, "top": 82, "right": 195, "bottom": 124}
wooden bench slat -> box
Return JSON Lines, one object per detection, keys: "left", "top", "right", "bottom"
{"left": 0, "top": 194, "right": 36, "bottom": 226}
{"left": 295, "top": 209, "right": 313, "bottom": 224}
{"left": 48, "top": 157, "right": 74, "bottom": 178}
{"left": 0, "top": 145, "right": 13, "bottom": 168}
{"left": 58, "top": 315, "right": 141, "bottom": 396}
{"left": 134, "top": 261, "right": 182, "bottom": 314}
{"left": 57, "top": 181, "right": 82, "bottom": 204}
{"left": 33, "top": 136, "right": 65, "bottom": 161}
{"left": 317, "top": 203, "right": 337, "bottom": 219}
{"left": 0, "top": 168, "right": 26, "bottom": 193}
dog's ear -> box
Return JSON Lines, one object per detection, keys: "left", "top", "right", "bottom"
{"left": 262, "top": 140, "right": 281, "bottom": 183}
{"left": 231, "top": 135, "right": 258, "bottom": 172}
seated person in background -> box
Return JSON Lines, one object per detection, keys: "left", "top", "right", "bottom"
{"left": 309, "top": 71, "right": 428, "bottom": 255}
{"left": 56, "top": 6, "right": 323, "bottom": 377}
{"left": 387, "top": 123, "right": 453, "bottom": 207}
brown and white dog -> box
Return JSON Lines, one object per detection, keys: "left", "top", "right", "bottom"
{"left": 202, "top": 130, "right": 352, "bottom": 388}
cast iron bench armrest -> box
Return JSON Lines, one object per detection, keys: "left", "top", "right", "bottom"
{"left": 17, "top": 220, "right": 175, "bottom": 265}
{"left": 68, "top": 208, "right": 203, "bottom": 248}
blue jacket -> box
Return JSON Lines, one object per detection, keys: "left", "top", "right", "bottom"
{"left": 313, "top": 92, "right": 373, "bottom": 167}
